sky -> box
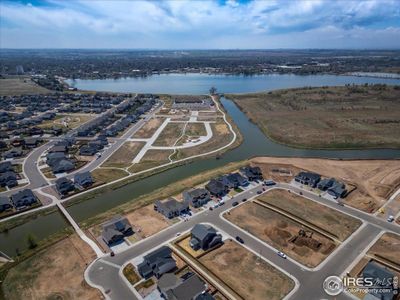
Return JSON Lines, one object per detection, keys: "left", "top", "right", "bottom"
{"left": 1, "top": 0, "right": 400, "bottom": 49}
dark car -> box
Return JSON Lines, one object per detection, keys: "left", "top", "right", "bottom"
{"left": 257, "top": 190, "right": 262, "bottom": 194}
{"left": 242, "top": 198, "right": 247, "bottom": 202}
{"left": 110, "top": 251, "right": 115, "bottom": 257}
{"left": 236, "top": 236, "right": 244, "bottom": 244}
{"left": 232, "top": 201, "right": 239, "bottom": 207}
{"left": 209, "top": 207, "right": 213, "bottom": 211}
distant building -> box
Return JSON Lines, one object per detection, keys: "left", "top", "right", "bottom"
{"left": 74, "top": 171, "right": 94, "bottom": 189}
{"left": 240, "top": 166, "right": 263, "bottom": 181}
{"left": 158, "top": 272, "right": 208, "bottom": 300}
{"left": 55, "top": 177, "right": 75, "bottom": 196}
{"left": 205, "top": 179, "right": 228, "bottom": 197}
{"left": 294, "top": 171, "right": 321, "bottom": 188}
{"left": 362, "top": 261, "right": 396, "bottom": 300}
{"left": 11, "top": 189, "right": 38, "bottom": 210}
{"left": 183, "top": 188, "right": 211, "bottom": 208}
{"left": 0, "top": 196, "right": 12, "bottom": 212}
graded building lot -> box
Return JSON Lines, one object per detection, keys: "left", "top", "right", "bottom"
{"left": 185, "top": 122, "right": 207, "bottom": 137}
{"left": 2, "top": 234, "right": 101, "bottom": 300}
{"left": 124, "top": 204, "right": 170, "bottom": 239}
{"left": 55, "top": 114, "right": 95, "bottom": 129}
{"left": 153, "top": 122, "right": 186, "bottom": 147}
{"left": 257, "top": 189, "right": 362, "bottom": 241}
{"left": 225, "top": 201, "right": 336, "bottom": 267}
{"left": 102, "top": 141, "right": 145, "bottom": 168}
{"left": 0, "top": 77, "right": 51, "bottom": 96}
{"left": 128, "top": 149, "right": 174, "bottom": 173}
{"left": 367, "top": 232, "right": 400, "bottom": 266}
{"left": 199, "top": 240, "right": 294, "bottom": 300}
{"left": 251, "top": 157, "right": 400, "bottom": 213}
{"left": 230, "top": 85, "right": 400, "bottom": 149}
{"left": 131, "top": 117, "right": 165, "bottom": 138}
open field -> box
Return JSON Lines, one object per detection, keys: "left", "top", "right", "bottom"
{"left": 56, "top": 114, "right": 95, "bottom": 129}
{"left": 172, "top": 121, "right": 233, "bottom": 160}
{"left": 128, "top": 149, "right": 174, "bottom": 173}
{"left": 153, "top": 122, "right": 185, "bottom": 146}
{"left": 225, "top": 201, "right": 336, "bottom": 267}
{"left": 102, "top": 141, "right": 144, "bottom": 168}
{"left": 367, "top": 232, "right": 400, "bottom": 266}
{"left": 230, "top": 85, "right": 400, "bottom": 149}
{"left": 185, "top": 122, "right": 207, "bottom": 136}
{"left": 257, "top": 190, "right": 362, "bottom": 241}
{"left": 251, "top": 157, "right": 400, "bottom": 213}
{"left": 199, "top": 240, "right": 294, "bottom": 300}
{"left": 2, "top": 234, "right": 101, "bottom": 300}
{"left": 124, "top": 204, "right": 170, "bottom": 238}
{"left": 91, "top": 168, "right": 128, "bottom": 183}
{"left": 132, "top": 117, "right": 164, "bottom": 138}
{"left": 0, "top": 77, "right": 51, "bottom": 96}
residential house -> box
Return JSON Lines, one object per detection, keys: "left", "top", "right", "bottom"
{"left": 138, "top": 246, "right": 177, "bottom": 279}
{"left": 0, "top": 161, "right": 13, "bottom": 173}
{"left": 101, "top": 215, "right": 133, "bottom": 246}
{"left": 55, "top": 177, "right": 75, "bottom": 196}
{"left": 183, "top": 188, "right": 211, "bottom": 208}
{"left": 216, "top": 175, "right": 235, "bottom": 189}
{"left": 74, "top": 171, "right": 94, "bottom": 189}
{"left": 205, "top": 179, "right": 228, "bottom": 197}
{"left": 48, "top": 145, "right": 67, "bottom": 153}
{"left": 11, "top": 189, "right": 38, "bottom": 210}
{"left": 294, "top": 171, "right": 321, "bottom": 188}
{"left": 0, "top": 196, "right": 13, "bottom": 212}
{"left": 0, "top": 171, "right": 18, "bottom": 188}
{"left": 190, "top": 224, "right": 222, "bottom": 251}
{"left": 195, "top": 293, "right": 215, "bottom": 300}
{"left": 79, "top": 145, "right": 97, "bottom": 156}
{"left": 158, "top": 272, "right": 208, "bottom": 300}
{"left": 362, "top": 261, "right": 396, "bottom": 300}
{"left": 240, "top": 166, "right": 263, "bottom": 181}
{"left": 51, "top": 159, "right": 75, "bottom": 174}
{"left": 318, "top": 178, "right": 347, "bottom": 198}
{"left": 3, "top": 148, "right": 23, "bottom": 159}
{"left": 24, "top": 137, "right": 41, "bottom": 149}
{"left": 154, "top": 198, "right": 189, "bottom": 219}
{"left": 226, "top": 172, "right": 248, "bottom": 188}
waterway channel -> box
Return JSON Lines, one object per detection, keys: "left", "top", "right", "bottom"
{"left": 1, "top": 74, "right": 400, "bottom": 256}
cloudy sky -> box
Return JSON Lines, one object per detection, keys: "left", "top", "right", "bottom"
{"left": 1, "top": 0, "right": 400, "bottom": 49}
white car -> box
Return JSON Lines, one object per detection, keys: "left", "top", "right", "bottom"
{"left": 176, "top": 232, "right": 181, "bottom": 236}
{"left": 387, "top": 215, "right": 395, "bottom": 222}
{"left": 277, "top": 251, "right": 287, "bottom": 259}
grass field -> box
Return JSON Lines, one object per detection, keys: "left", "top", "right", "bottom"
{"left": 153, "top": 122, "right": 185, "bottom": 146}
{"left": 132, "top": 117, "right": 164, "bottom": 138}
{"left": 0, "top": 77, "right": 50, "bottom": 96}
{"left": 102, "top": 141, "right": 145, "bottom": 168}
{"left": 199, "top": 240, "right": 294, "bottom": 300}
{"left": 2, "top": 234, "right": 100, "bottom": 300}
{"left": 128, "top": 149, "right": 174, "bottom": 173}
{"left": 91, "top": 167, "right": 128, "bottom": 183}
{"left": 257, "top": 190, "right": 362, "bottom": 241}
{"left": 225, "top": 201, "right": 336, "bottom": 267}
{"left": 230, "top": 85, "right": 400, "bottom": 149}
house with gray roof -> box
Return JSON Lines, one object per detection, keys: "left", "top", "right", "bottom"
{"left": 190, "top": 224, "right": 222, "bottom": 251}
{"left": 205, "top": 179, "right": 228, "bottom": 197}
{"left": 101, "top": 215, "right": 133, "bottom": 246}
{"left": 240, "top": 166, "right": 263, "bottom": 181}
{"left": 55, "top": 177, "right": 75, "bottom": 196}
{"left": 11, "top": 189, "right": 38, "bottom": 210}
{"left": 138, "top": 246, "right": 176, "bottom": 279}
{"left": 294, "top": 171, "right": 321, "bottom": 188}
{"left": 183, "top": 188, "right": 211, "bottom": 208}
{"left": 226, "top": 172, "right": 248, "bottom": 188}
{"left": 154, "top": 198, "right": 189, "bottom": 219}
{"left": 158, "top": 272, "right": 208, "bottom": 300}
{"left": 362, "top": 261, "right": 396, "bottom": 300}
{"left": 74, "top": 171, "right": 94, "bottom": 189}
{"left": 0, "top": 196, "right": 13, "bottom": 212}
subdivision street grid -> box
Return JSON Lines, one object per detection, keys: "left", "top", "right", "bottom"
{"left": 85, "top": 181, "right": 400, "bottom": 300}
{"left": 1, "top": 93, "right": 400, "bottom": 300}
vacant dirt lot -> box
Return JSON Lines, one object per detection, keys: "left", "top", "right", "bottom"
{"left": 252, "top": 157, "right": 400, "bottom": 213}
{"left": 132, "top": 117, "right": 164, "bottom": 138}
{"left": 102, "top": 142, "right": 144, "bottom": 168}
{"left": 2, "top": 234, "right": 101, "bottom": 300}
{"left": 185, "top": 122, "right": 207, "bottom": 136}
{"left": 128, "top": 149, "right": 174, "bottom": 173}
{"left": 225, "top": 202, "right": 336, "bottom": 267}
{"left": 230, "top": 85, "right": 400, "bottom": 149}
{"left": 367, "top": 232, "right": 400, "bottom": 266}
{"left": 0, "top": 77, "right": 51, "bottom": 95}
{"left": 125, "top": 204, "right": 170, "bottom": 238}
{"left": 200, "top": 240, "right": 294, "bottom": 300}
{"left": 258, "top": 190, "right": 362, "bottom": 241}
{"left": 153, "top": 122, "right": 185, "bottom": 146}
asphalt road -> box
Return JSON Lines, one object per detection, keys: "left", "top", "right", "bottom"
{"left": 86, "top": 183, "right": 398, "bottom": 300}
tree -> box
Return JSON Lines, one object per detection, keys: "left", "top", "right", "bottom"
{"left": 209, "top": 86, "right": 217, "bottom": 95}
{"left": 27, "top": 234, "right": 38, "bottom": 249}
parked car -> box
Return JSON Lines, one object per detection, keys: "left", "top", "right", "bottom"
{"left": 236, "top": 236, "right": 244, "bottom": 244}
{"left": 257, "top": 190, "right": 262, "bottom": 194}
{"left": 176, "top": 232, "right": 181, "bottom": 236}
{"left": 277, "top": 251, "right": 287, "bottom": 259}
{"left": 232, "top": 201, "right": 239, "bottom": 207}
{"left": 209, "top": 207, "right": 213, "bottom": 211}
{"left": 110, "top": 251, "right": 115, "bottom": 257}
{"left": 387, "top": 215, "right": 395, "bottom": 222}
{"left": 242, "top": 198, "right": 247, "bottom": 202}
{"left": 299, "top": 191, "right": 303, "bottom": 195}
{"left": 264, "top": 180, "right": 276, "bottom": 186}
